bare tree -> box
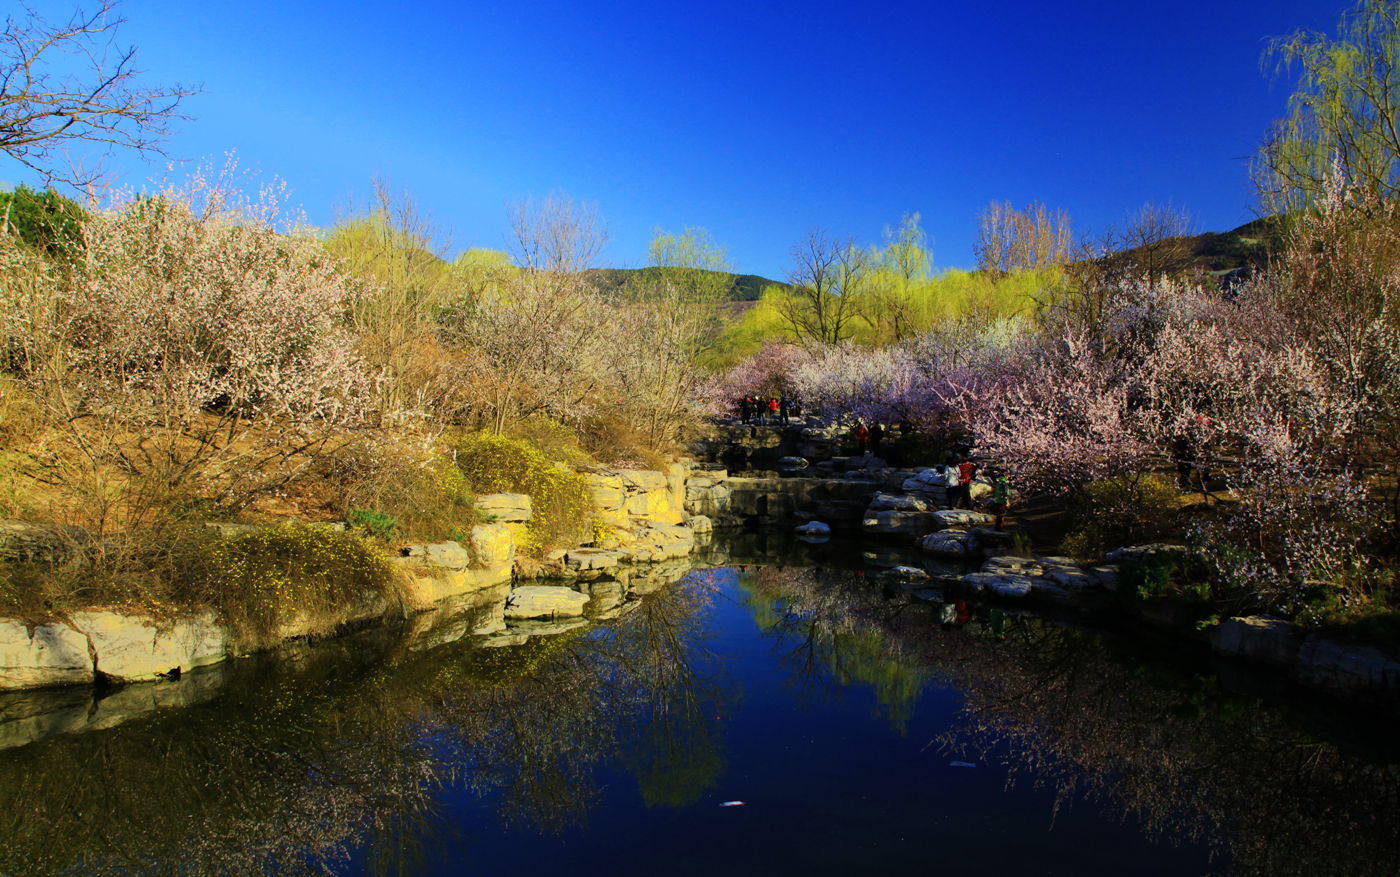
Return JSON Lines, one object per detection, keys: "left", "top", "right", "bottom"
{"left": 974, "top": 200, "right": 1073, "bottom": 274}
{"left": 779, "top": 230, "right": 870, "bottom": 345}
{"left": 0, "top": 1, "right": 195, "bottom": 188}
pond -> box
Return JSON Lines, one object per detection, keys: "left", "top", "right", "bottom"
{"left": 0, "top": 534, "right": 1397, "bottom": 876}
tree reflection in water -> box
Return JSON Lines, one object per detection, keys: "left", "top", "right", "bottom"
{"left": 744, "top": 564, "right": 1400, "bottom": 877}
{"left": 0, "top": 571, "right": 728, "bottom": 876}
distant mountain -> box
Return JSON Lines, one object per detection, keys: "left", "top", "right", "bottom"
{"left": 1081, "top": 216, "right": 1287, "bottom": 281}
{"left": 584, "top": 267, "right": 791, "bottom": 301}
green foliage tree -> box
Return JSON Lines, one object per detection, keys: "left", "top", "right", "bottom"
{"left": 1258, "top": 0, "right": 1400, "bottom": 210}
{"left": 0, "top": 184, "right": 85, "bottom": 258}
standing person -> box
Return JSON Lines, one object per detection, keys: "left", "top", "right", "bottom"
{"left": 855, "top": 422, "right": 870, "bottom": 455}
{"left": 869, "top": 422, "right": 884, "bottom": 456}
{"left": 942, "top": 459, "right": 963, "bottom": 508}
{"left": 991, "top": 473, "right": 1011, "bottom": 530}
{"left": 957, "top": 455, "right": 978, "bottom": 508}
{"left": 779, "top": 396, "right": 790, "bottom": 425}
{"left": 768, "top": 397, "right": 780, "bottom": 425}
{"left": 740, "top": 396, "right": 753, "bottom": 425}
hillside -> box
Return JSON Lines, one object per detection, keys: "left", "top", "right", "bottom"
{"left": 584, "top": 266, "right": 791, "bottom": 301}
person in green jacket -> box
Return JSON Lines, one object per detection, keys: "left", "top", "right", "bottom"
{"left": 991, "top": 473, "right": 1011, "bottom": 530}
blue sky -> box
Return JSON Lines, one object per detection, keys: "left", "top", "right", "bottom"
{"left": 10, "top": 0, "right": 1347, "bottom": 278}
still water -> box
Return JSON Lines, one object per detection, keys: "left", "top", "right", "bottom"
{"left": 1, "top": 536, "right": 1397, "bottom": 876}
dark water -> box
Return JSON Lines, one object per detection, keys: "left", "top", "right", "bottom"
{"left": 1, "top": 536, "right": 1398, "bottom": 876}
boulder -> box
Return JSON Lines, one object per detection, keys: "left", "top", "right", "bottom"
{"left": 67, "top": 611, "right": 227, "bottom": 683}
{"left": 932, "top": 509, "right": 996, "bottom": 529}
{"left": 900, "top": 469, "right": 946, "bottom": 494}
{"left": 685, "top": 515, "right": 714, "bottom": 535}
{"left": 795, "top": 521, "right": 831, "bottom": 538}
{"left": 0, "top": 522, "right": 82, "bottom": 563}
{"left": 585, "top": 473, "right": 627, "bottom": 512}
{"left": 401, "top": 541, "right": 470, "bottom": 570}
{"left": 475, "top": 493, "right": 533, "bottom": 523}
{"left": 619, "top": 469, "right": 669, "bottom": 492}
{"left": 868, "top": 492, "right": 934, "bottom": 513}
{"left": 1104, "top": 543, "right": 1188, "bottom": 564}
{"left": 1293, "top": 636, "right": 1400, "bottom": 695}
{"left": 921, "top": 529, "right": 979, "bottom": 557}
{"left": 0, "top": 620, "right": 93, "bottom": 690}
{"left": 1211, "top": 616, "right": 1302, "bottom": 666}
{"left": 504, "top": 586, "right": 591, "bottom": 620}
{"left": 982, "top": 556, "right": 1044, "bottom": 576}
{"left": 563, "top": 548, "right": 623, "bottom": 571}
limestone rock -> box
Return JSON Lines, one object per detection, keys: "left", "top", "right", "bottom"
{"left": 1088, "top": 565, "right": 1120, "bottom": 591}
{"left": 982, "top": 556, "right": 1044, "bottom": 576}
{"left": 900, "top": 469, "right": 946, "bottom": 494}
{"left": 67, "top": 611, "right": 227, "bottom": 683}
{"left": 921, "top": 529, "right": 979, "bottom": 557}
{"left": 504, "top": 586, "right": 590, "bottom": 620}
{"left": 619, "top": 469, "right": 668, "bottom": 492}
{"left": 1294, "top": 636, "right": 1400, "bottom": 695}
{"left": 475, "top": 493, "right": 533, "bottom": 523}
{"left": 401, "top": 541, "right": 470, "bottom": 570}
{"left": 869, "top": 492, "right": 933, "bottom": 513}
{"left": 1211, "top": 616, "right": 1301, "bottom": 666}
{"left": 469, "top": 524, "right": 515, "bottom": 569}
{"left": 0, "top": 620, "right": 92, "bottom": 690}
{"left": 932, "top": 509, "right": 995, "bottom": 528}
{"left": 1104, "top": 543, "right": 1188, "bottom": 564}
{"left": 685, "top": 515, "right": 714, "bottom": 535}
{"left": 564, "top": 548, "right": 623, "bottom": 571}
{"left": 586, "top": 473, "right": 627, "bottom": 512}
{"left": 0, "top": 522, "right": 81, "bottom": 563}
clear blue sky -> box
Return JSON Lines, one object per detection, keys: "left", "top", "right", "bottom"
{"left": 11, "top": 0, "right": 1348, "bottom": 278}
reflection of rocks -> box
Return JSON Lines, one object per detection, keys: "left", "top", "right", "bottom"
{"left": 505, "top": 586, "right": 591, "bottom": 620}
{"left": 862, "top": 510, "right": 942, "bottom": 537}
{"left": 505, "top": 618, "right": 591, "bottom": 638}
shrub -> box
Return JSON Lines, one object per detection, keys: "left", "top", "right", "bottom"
{"left": 346, "top": 508, "right": 399, "bottom": 543}
{"left": 1060, "top": 474, "right": 1181, "bottom": 560}
{"left": 452, "top": 432, "right": 593, "bottom": 554}
{"left": 201, "top": 525, "right": 401, "bottom": 649}
{"left": 310, "top": 433, "right": 476, "bottom": 542}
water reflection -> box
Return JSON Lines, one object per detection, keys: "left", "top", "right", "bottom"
{"left": 741, "top": 562, "right": 1400, "bottom": 877}
{"left": 0, "top": 544, "right": 1397, "bottom": 876}
{"left": 0, "top": 570, "right": 729, "bottom": 875}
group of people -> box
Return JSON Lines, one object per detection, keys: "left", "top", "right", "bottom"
{"left": 738, "top": 395, "right": 799, "bottom": 426}
{"left": 935, "top": 456, "right": 1012, "bottom": 528}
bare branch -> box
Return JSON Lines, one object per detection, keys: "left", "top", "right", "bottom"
{"left": 0, "top": 1, "right": 197, "bottom": 188}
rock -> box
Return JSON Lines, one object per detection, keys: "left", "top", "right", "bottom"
{"left": 901, "top": 469, "right": 946, "bottom": 494}
{"left": 469, "top": 524, "right": 515, "bottom": 569}
{"left": 0, "top": 620, "right": 92, "bottom": 690}
{"left": 1030, "top": 579, "right": 1072, "bottom": 600}
{"left": 1104, "top": 543, "right": 1188, "bottom": 564}
{"left": 67, "top": 611, "right": 227, "bottom": 683}
{"left": 685, "top": 515, "right": 714, "bottom": 535}
{"left": 585, "top": 580, "right": 625, "bottom": 614}
{"left": 1211, "top": 616, "right": 1302, "bottom": 666}
{"left": 921, "top": 529, "right": 979, "bottom": 557}
{"left": 1036, "top": 558, "right": 1098, "bottom": 591}
{"left": 868, "top": 492, "right": 933, "bottom": 513}
{"left": 794, "top": 521, "right": 831, "bottom": 537}
{"left": 932, "top": 509, "right": 996, "bottom": 529}
{"left": 563, "top": 548, "right": 623, "bottom": 571}
{"left": 982, "top": 556, "right": 1044, "bottom": 576}
{"left": 202, "top": 522, "right": 261, "bottom": 540}
{"left": 961, "top": 572, "right": 1035, "bottom": 598}
{"left": 619, "top": 469, "right": 668, "bottom": 492}
{"left": 585, "top": 473, "right": 627, "bottom": 512}
{"left": 1294, "top": 636, "right": 1400, "bottom": 696}
{"left": 401, "top": 541, "right": 470, "bottom": 570}
{"left": 475, "top": 493, "right": 533, "bottom": 523}
{"left": 504, "top": 586, "right": 590, "bottom": 620}
{"left": 969, "top": 475, "right": 994, "bottom": 502}
{"left": 1088, "top": 565, "right": 1120, "bottom": 591}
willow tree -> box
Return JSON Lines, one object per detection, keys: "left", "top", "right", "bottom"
{"left": 1257, "top": 0, "right": 1400, "bottom": 211}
